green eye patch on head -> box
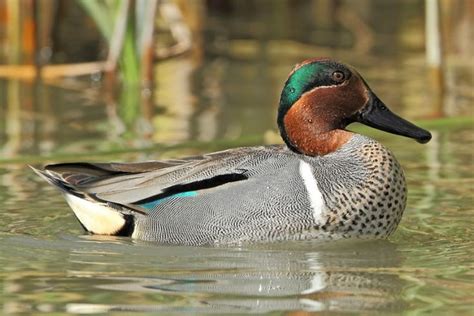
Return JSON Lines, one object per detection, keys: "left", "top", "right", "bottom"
{"left": 278, "top": 60, "right": 351, "bottom": 114}
{"left": 281, "top": 63, "right": 326, "bottom": 108}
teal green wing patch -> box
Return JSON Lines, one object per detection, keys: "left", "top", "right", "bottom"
{"left": 139, "top": 191, "right": 198, "bottom": 210}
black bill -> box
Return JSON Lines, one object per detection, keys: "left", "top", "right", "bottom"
{"left": 355, "top": 91, "right": 432, "bottom": 144}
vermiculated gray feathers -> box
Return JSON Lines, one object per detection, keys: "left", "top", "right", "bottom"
{"left": 37, "top": 135, "right": 406, "bottom": 245}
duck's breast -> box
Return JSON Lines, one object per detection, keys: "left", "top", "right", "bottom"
{"left": 310, "top": 134, "right": 407, "bottom": 238}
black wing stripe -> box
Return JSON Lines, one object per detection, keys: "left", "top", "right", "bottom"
{"left": 133, "top": 173, "right": 248, "bottom": 205}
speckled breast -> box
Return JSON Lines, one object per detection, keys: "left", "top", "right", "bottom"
{"left": 309, "top": 134, "right": 407, "bottom": 239}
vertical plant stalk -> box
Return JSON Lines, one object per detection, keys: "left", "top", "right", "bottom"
{"left": 6, "top": 0, "right": 21, "bottom": 64}
{"left": 120, "top": 0, "right": 140, "bottom": 85}
{"left": 138, "top": 0, "right": 158, "bottom": 89}
{"left": 136, "top": 0, "right": 158, "bottom": 133}
{"left": 105, "top": 0, "right": 130, "bottom": 73}
{"left": 78, "top": 0, "right": 140, "bottom": 84}
{"left": 425, "top": 0, "right": 445, "bottom": 117}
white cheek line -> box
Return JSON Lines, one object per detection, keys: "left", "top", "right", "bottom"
{"left": 302, "top": 78, "right": 350, "bottom": 95}
{"left": 298, "top": 160, "right": 326, "bottom": 225}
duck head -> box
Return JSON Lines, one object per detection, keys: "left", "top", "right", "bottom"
{"left": 277, "top": 58, "right": 432, "bottom": 156}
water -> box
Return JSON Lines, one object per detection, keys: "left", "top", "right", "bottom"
{"left": 1, "top": 3, "right": 474, "bottom": 313}
{"left": 1, "top": 57, "right": 473, "bottom": 314}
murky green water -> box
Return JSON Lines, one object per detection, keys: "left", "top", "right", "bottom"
{"left": 1, "top": 3, "right": 474, "bottom": 312}
{"left": 1, "top": 56, "right": 473, "bottom": 314}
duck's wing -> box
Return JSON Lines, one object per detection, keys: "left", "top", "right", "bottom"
{"left": 40, "top": 145, "right": 285, "bottom": 206}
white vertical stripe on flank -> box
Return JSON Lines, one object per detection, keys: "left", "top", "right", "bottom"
{"left": 299, "top": 160, "right": 326, "bottom": 225}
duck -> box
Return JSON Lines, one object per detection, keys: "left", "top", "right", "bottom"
{"left": 33, "top": 58, "right": 431, "bottom": 246}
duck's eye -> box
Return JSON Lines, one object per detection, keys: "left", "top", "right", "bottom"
{"left": 331, "top": 71, "right": 345, "bottom": 83}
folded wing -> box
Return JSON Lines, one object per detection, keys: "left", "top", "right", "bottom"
{"left": 41, "top": 146, "right": 277, "bottom": 206}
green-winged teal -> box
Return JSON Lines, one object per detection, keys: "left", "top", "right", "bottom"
{"left": 33, "top": 58, "right": 431, "bottom": 245}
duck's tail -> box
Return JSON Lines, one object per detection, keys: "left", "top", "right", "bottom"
{"left": 30, "top": 166, "right": 136, "bottom": 236}
{"left": 30, "top": 166, "right": 84, "bottom": 197}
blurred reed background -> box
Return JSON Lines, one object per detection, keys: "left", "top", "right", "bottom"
{"left": 0, "top": 0, "right": 472, "bottom": 162}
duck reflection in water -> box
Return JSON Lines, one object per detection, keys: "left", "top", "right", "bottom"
{"left": 65, "top": 239, "right": 406, "bottom": 314}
